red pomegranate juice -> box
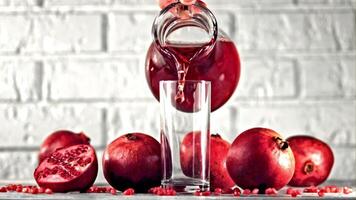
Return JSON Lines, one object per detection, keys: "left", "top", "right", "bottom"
{"left": 145, "top": 38, "right": 241, "bottom": 112}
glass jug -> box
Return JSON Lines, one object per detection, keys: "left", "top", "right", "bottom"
{"left": 145, "top": 2, "right": 240, "bottom": 112}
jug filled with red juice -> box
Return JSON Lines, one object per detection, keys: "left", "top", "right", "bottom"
{"left": 145, "top": 2, "right": 240, "bottom": 112}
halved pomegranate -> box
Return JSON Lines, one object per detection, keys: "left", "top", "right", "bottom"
{"left": 34, "top": 144, "right": 98, "bottom": 192}
{"left": 39, "top": 130, "right": 90, "bottom": 162}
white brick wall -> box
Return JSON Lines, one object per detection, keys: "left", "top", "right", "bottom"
{"left": 0, "top": 0, "right": 355, "bottom": 184}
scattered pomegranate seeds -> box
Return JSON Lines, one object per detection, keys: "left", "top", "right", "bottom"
{"left": 148, "top": 186, "right": 177, "bottom": 196}
{"left": 85, "top": 186, "right": 117, "bottom": 195}
{"left": 123, "top": 188, "right": 135, "bottom": 195}
{"left": 6, "top": 184, "right": 16, "bottom": 191}
{"left": 302, "top": 185, "right": 353, "bottom": 196}
{"left": 21, "top": 188, "right": 29, "bottom": 193}
{"left": 0, "top": 183, "right": 353, "bottom": 197}
{"left": 214, "top": 187, "right": 223, "bottom": 195}
{"left": 242, "top": 189, "right": 251, "bottom": 195}
{"left": 233, "top": 188, "right": 241, "bottom": 196}
{"left": 194, "top": 191, "right": 202, "bottom": 196}
{"left": 38, "top": 187, "right": 45, "bottom": 194}
{"left": 265, "top": 187, "right": 278, "bottom": 195}
{"left": 252, "top": 188, "right": 259, "bottom": 194}
{"left": 168, "top": 189, "right": 177, "bottom": 196}
{"left": 286, "top": 187, "right": 301, "bottom": 197}
{"left": 304, "top": 186, "right": 319, "bottom": 193}
{"left": 343, "top": 187, "right": 353, "bottom": 194}
{"left": 291, "top": 191, "right": 298, "bottom": 197}
{"left": 286, "top": 187, "right": 294, "bottom": 195}
{"left": 318, "top": 189, "right": 325, "bottom": 197}
{"left": 44, "top": 188, "right": 53, "bottom": 194}
{"left": 30, "top": 187, "right": 38, "bottom": 194}
{"left": 148, "top": 186, "right": 160, "bottom": 194}
{"left": 0, "top": 187, "right": 7, "bottom": 192}
{"left": 110, "top": 188, "right": 117, "bottom": 195}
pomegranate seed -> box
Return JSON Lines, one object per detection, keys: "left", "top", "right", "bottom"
{"left": 330, "top": 186, "right": 338, "bottom": 193}
{"left": 324, "top": 186, "right": 331, "bottom": 193}
{"left": 265, "top": 188, "right": 278, "bottom": 195}
{"left": 343, "top": 187, "right": 353, "bottom": 194}
{"left": 123, "top": 188, "right": 135, "bottom": 195}
{"left": 87, "top": 187, "right": 94, "bottom": 193}
{"left": 0, "top": 187, "right": 7, "bottom": 192}
{"left": 286, "top": 187, "right": 294, "bottom": 195}
{"left": 252, "top": 188, "right": 259, "bottom": 194}
{"left": 242, "top": 189, "right": 251, "bottom": 195}
{"left": 38, "top": 187, "right": 45, "bottom": 194}
{"left": 214, "top": 188, "right": 223, "bottom": 195}
{"left": 318, "top": 189, "right": 325, "bottom": 197}
{"left": 157, "top": 190, "right": 165, "bottom": 196}
{"left": 304, "top": 186, "right": 318, "bottom": 193}
{"left": 291, "top": 191, "right": 298, "bottom": 197}
{"left": 45, "top": 188, "right": 53, "bottom": 194}
{"left": 148, "top": 186, "right": 160, "bottom": 194}
{"left": 106, "top": 187, "right": 113, "bottom": 193}
{"left": 167, "top": 189, "right": 176, "bottom": 196}
{"left": 194, "top": 191, "right": 202, "bottom": 196}
{"left": 31, "top": 187, "right": 39, "bottom": 194}
{"left": 22, "top": 188, "right": 29, "bottom": 193}
{"left": 6, "top": 184, "right": 15, "bottom": 191}
{"left": 233, "top": 188, "right": 241, "bottom": 196}
{"left": 110, "top": 188, "right": 117, "bottom": 195}
{"left": 201, "top": 191, "right": 211, "bottom": 196}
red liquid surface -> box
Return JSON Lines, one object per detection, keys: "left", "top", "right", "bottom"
{"left": 145, "top": 38, "right": 241, "bottom": 112}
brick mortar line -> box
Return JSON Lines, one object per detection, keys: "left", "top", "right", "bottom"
{"left": 0, "top": 96, "right": 354, "bottom": 104}
{"left": 0, "top": 5, "right": 354, "bottom": 13}
{"left": 0, "top": 99, "right": 354, "bottom": 106}
{"left": 0, "top": 52, "right": 355, "bottom": 59}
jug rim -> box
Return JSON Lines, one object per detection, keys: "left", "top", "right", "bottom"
{"left": 152, "top": 1, "right": 218, "bottom": 50}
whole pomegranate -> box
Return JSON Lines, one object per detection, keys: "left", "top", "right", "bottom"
{"left": 180, "top": 132, "right": 234, "bottom": 191}
{"left": 210, "top": 134, "right": 235, "bottom": 191}
{"left": 34, "top": 144, "right": 98, "bottom": 192}
{"left": 39, "top": 130, "right": 90, "bottom": 162}
{"left": 226, "top": 128, "right": 295, "bottom": 191}
{"left": 102, "top": 133, "right": 161, "bottom": 192}
{"left": 287, "top": 135, "right": 334, "bottom": 187}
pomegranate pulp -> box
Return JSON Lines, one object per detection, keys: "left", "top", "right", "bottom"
{"left": 34, "top": 144, "right": 98, "bottom": 192}
{"left": 145, "top": 38, "right": 240, "bottom": 112}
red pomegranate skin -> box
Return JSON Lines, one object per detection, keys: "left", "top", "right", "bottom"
{"left": 210, "top": 134, "right": 235, "bottom": 191}
{"left": 180, "top": 132, "right": 234, "bottom": 191}
{"left": 102, "top": 133, "right": 161, "bottom": 192}
{"left": 180, "top": 131, "right": 210, "bottom": 179}
{"left": 39, "top": 130, "right": 90, "bottom": 162}
{"left": 34, "top": 144, "right": 98, "bottom": 192}
{"left": 226, "top": 128, "right": 295, "bottom": 191}
{"left": 287, "top": 135, "right": 334, "bottom": 187}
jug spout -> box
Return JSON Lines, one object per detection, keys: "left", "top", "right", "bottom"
{"left": 152, "top": 2, "right": 218, "bottom": 63}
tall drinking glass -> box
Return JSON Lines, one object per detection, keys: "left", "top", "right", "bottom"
{"left": 160, "top": 80, "right": 211, "bottom": 193}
